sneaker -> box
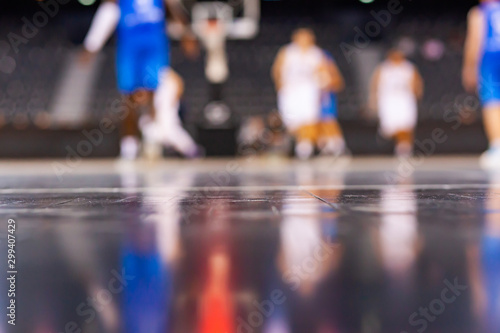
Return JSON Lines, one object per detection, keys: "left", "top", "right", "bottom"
{"left": 295, "top": 141, "right": 314, "bottom": 160}
{"left": 480, "top": 147, "right": 500, "bottom": 168}
{"left": 120, "top": 136, "right": 140, "bottom": 160}
{"left": 320, "top": 138, "right": 346, "bottom": 157}
{"left": 143, "top": 141, "right": 162, "bottom": 160}
{"left": 185, "top": 145, "right": 205, "bottom": 159}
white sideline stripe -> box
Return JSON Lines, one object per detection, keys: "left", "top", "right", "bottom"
{"left": 0, "top": 183, "right": 495, "bottom": 194}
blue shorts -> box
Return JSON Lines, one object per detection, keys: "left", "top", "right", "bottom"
{"left": 321, "top": 92, "right": 338, "bottom": 120}
{"left": 122, "top": 248, "right": 170, "bottom": 333}
{"left": 479, "top": 52, "right": 500, "bottom": 106}
{"left": 116, "top": 31, "right": 169, "bottom": 94}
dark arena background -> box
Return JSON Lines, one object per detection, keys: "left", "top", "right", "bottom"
{"left": 0, "top": 0, "right": 487, "bottom": 157}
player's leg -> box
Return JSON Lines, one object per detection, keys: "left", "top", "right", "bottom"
{"left": 318, "top": 93, "right": 346, "bottom": 156}
{"left": 319, "top": 120, "right": 346, "bottom": 156}
{"left": 121, "top": 91, "right": 156, "bottom": 160}
{"left": 141, "top": 33, "right": 169, "bottom": 107}
{"left": 154, "top": 72, "right": 200, "bottom": 157}
{"left": 481, "top": 61, "right": 500, "bottom": 144}
{"left": 294, "top": 123, "right": 318, "bottom": 160}
{"left": 136, "top": 35, "right": 169, "bottom": 159}
{"left": 162, "top": 120, "right": 200, "bottom": 158}
{"left": 483, "top": 105, "right": 500, "bottom": 143}
{"left": 137, "top": 89, "right": 163, "bottom": 159}
{"left": 480, "top": 104, "right": 500, "bottom": 165}
{"left": 277, "top": 86, "right": 320, "bottom": 159}
{"left": 117, "top": 44, "right": 142, "bottom": 160}
{"left": 146, "top": 41, "right": 201, "bottom": 158}
{"left": 393, "top": 129, "right": 414, "bottom": 157}
{"left": 378, "top": 106, "right": 397, "bottom": 147}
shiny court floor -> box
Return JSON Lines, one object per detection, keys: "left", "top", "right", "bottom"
{"left": 0, "top": 156, "right": 499, "bottom": 333}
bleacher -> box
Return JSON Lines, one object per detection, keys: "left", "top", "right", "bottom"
{"left": 0, "top": 13, "right": 473, "bottom": 125}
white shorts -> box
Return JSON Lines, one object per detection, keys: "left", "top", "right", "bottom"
{"left": 278, "top": 84, "right": 321, "bottom": 131}
{"left": 378, "top": 96, "right": 417, "bottom": 136}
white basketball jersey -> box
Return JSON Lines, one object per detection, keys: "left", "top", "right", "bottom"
{"left": 281, "top": 44, "right": 324, "bottom": 89}
{"left": 378, "top": 60, "right": 416, "bottom": 101}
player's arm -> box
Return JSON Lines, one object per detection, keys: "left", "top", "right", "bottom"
{"left": 165, "top": 0, "right": 189, "bottom": 25}
{"left": 368, "top": 66, "right": 381, "bottom": 111}
{"left": 271, "top": 47, "right": 286, "bottom": 92}
{"left": 462, "top": 7, "right": 485, "bottom": 93}
{"left": 327, "top": 58, "right": 345, "bottom": 93}
{"left": 165, "top": 0, "right": 199, "bottom": 58}
{"left": 82, "top": 0, "right": 120, "bottom": 58}
{"left": 413, "top": 68, "right": 424, "bottom": 100}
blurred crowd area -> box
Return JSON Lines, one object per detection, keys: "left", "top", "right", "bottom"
{"left": 0, "top": 0, "right": 478, "bottom": 129}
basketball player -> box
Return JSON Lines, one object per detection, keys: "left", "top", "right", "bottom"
{"left": 82, "top": 0, "right": 190, "bottom": 160}
{"left": 272, "top": 28, "right": 326, "bottom": 160}
{"left": 318, "top": 51, "right": 347, "bottom": 156}
{"left": 370, "top": 49, "right": 424, "bottom": 157}
{"left": 463, "top": 0, "right": 500, "bottom": 165}
{"left": 140, "top": 69, "right": 201, "bottom": 158}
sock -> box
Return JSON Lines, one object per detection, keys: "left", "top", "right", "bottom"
{"left": 321, "top": 137, "right": 346, "bottom": 156}
{"left": 395, "top": 142, "right": 412, "bottom": 157}
{"left": 120, "top": 136, "right": 140, "bottom": 160}
{"left": 491, "top": 139, "right": 500, "bottom": 150}
{"left": 295, "top": 141, "right": 314, "bottom": 160}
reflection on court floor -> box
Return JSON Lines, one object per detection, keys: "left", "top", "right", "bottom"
{"left": 0, "top": 157, "right": 498, "bottom": 333}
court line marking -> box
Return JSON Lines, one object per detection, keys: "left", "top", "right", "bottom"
{"left": 303, "top": 190, "right": 340, "bottom": 208}
{"left": 0, "top": 183, "right": 496, "bottom": 194}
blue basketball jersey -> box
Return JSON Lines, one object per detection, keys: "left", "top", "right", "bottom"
{"left": 118, "top": 0, "right": 166, "bottom": 33}
{"left": 481, "top": 1, "right": 500, "bottom": 53}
